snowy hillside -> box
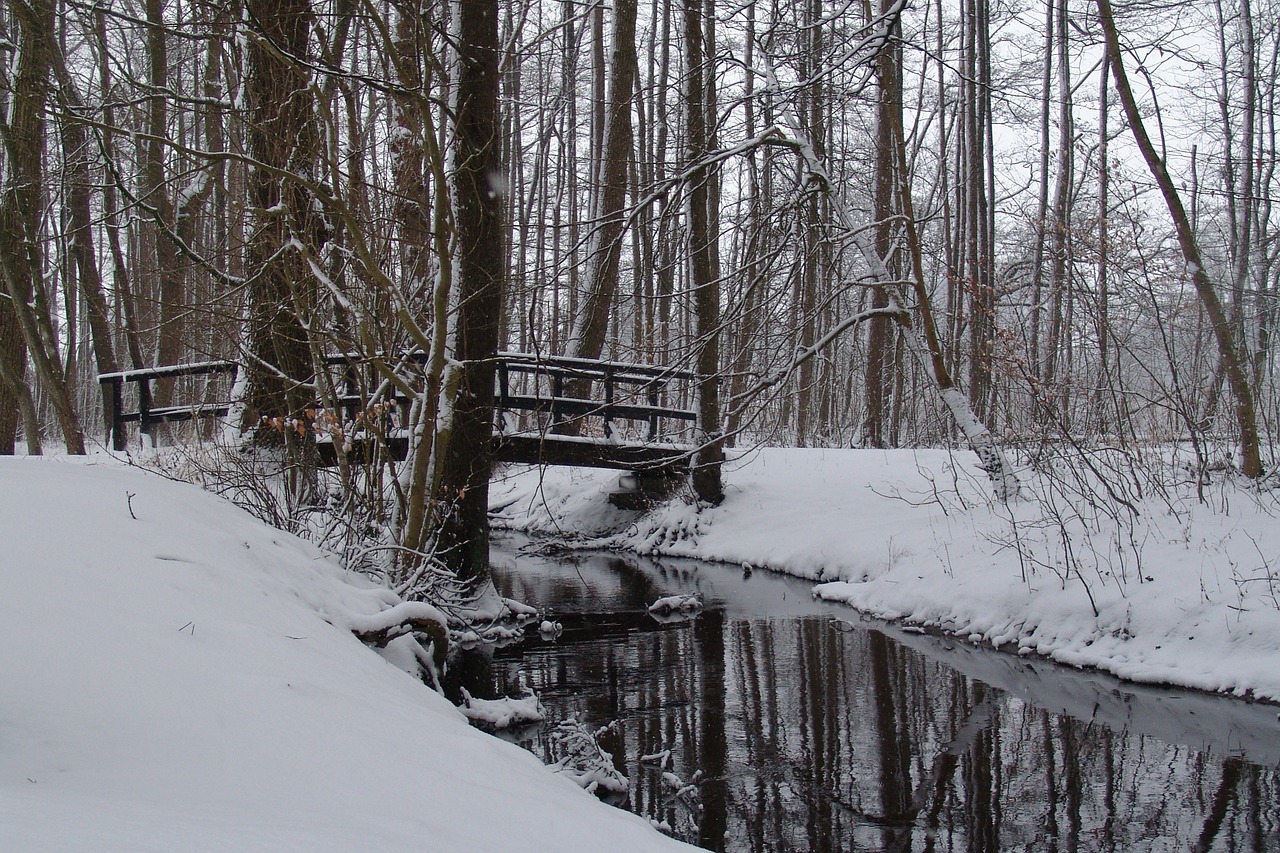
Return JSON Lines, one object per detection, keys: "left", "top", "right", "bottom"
{"left": 0, "top": 457, "right": 690, "bottom": 852}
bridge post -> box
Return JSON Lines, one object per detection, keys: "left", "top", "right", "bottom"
{"left": 602, "top": 367, "right": 614, "bottom": 439}
{"left": 137, "top": 377, "right": 154, "bottom": 447}
{"left": 551, "top": 371, "right": 564, "bottom": 428}
{"left": 105, "top": 376, "right": 125, "bottom": 451}
{"left": 647, "top": 383, "right": 659, "bottom": 440}
{"left": 496, "top": 357, "right": 510, "bottom": 432}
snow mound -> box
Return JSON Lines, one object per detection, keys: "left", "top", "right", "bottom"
{"left": 460, "top": 688, "right": 546, "bottom": 730}
{"left": 0, "top": 457, "right": 690, "bottom": 852}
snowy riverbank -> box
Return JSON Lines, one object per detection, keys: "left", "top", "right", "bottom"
{"left": 0, "top": 457, "right": 691, "bottom": 852}
{"left": 491, "top": 446, "right": 1280, "bottom": 703}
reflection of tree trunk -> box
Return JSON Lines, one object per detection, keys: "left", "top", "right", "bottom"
{"left": 870, "top": 632, "right": 911, "bottom": 820}
{"left": 964, "top": 683, "right": 998, "bottom": 850}
{"left": 1101, "top": 730, "right": 1116, "bottom": 850}
{"left": 870, "top": 630, "right": 912, "bottom": 850}
{"left": 1061, "top": 717, "right": 1082, "bottom": 853}
{"left": 695, "top": 608, "right": 727, "bottom": 850}
{"left": 733, "top": 620, "right": 771, "bottom": 849}
{"left": 1042, "top": 712, "right": 1060, "bottom": 850}
{"left": 798, "top": 619, "right": 834, "bottom": 850}
{"left": 919, "top": 674, "right": 965, "bottom": 850}
{"left": 1192, "top": 757, "right": 1242, "bottom": 853}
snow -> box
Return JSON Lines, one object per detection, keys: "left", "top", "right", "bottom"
{"left": 459, "top": 689, "right": 546, "bottom": 730}
{"left": 646, "top": 593, "right": 703, "bottom": 615}
{"left": 0, "top": 457, "right": 693, "bottom": 852}
{"left": 7, "top": 444, "right": 1276, "bottom": 848}
{"left": 491, "top": 446, "right": 1280, "bottom": 703}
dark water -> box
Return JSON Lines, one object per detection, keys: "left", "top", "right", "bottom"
{"left": 450, "top": 534, "right": 1280, "bottom": 852}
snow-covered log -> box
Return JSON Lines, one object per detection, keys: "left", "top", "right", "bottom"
{"left": 348, "top": 601, "right": 448, "bottom": 670}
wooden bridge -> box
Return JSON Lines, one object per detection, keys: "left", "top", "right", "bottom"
{"left": 98, "top": 352, "right": 698, "bottom": 477}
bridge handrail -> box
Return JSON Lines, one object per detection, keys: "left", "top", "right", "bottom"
{"left": 492, "top": 350, "right": 695, "bottom": 382}
{"left": 99, "top": 351, "right": 697, "bottom": 451}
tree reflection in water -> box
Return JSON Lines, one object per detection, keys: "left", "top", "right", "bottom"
{"left": 449, "top": 539, "right": 1280, "bottom": 852}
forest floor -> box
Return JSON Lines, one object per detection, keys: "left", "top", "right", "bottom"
{"left": 491, "top": 445, "right": 1280, "bottom": 704}
{"left": 0, "top": 456, "right": 693, "bottom": 852}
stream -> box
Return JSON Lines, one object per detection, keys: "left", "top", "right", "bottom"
{"left": 447, "top": 533, "right": 1280, "bottom": 852}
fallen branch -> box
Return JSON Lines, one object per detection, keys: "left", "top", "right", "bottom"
{"left": 348, "top": 601, "right": 448, "bottom": 674}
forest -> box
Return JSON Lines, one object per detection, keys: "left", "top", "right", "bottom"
{"left": 1, "top": 0, "right": 1277, "bottom": 594}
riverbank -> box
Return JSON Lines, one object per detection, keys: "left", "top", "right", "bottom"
{"left": 490, "top": 446, "right": 1280, "bottom": 703}
{"left": 0, "top": 457, "right": 691, "bottom": 852}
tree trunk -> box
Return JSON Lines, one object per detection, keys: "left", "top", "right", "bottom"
{"left": 244, "top": 0, "right": 325, "bottom": 430}
{"left": 434, "top": 0, "right": 504, "bottom": 583}
{"left": 0, "top": 0, "right": 85, "bottom": 455}
{"left": 144, "top": 0, "right": 185, "bottom": 394}
{"left": 1097, "top": 0, "right": 1263, "bottom": 479}
{"left": 864, "top": 0, "right": 898, "bottom": 449}
{"left": 562, "top": 0, "right": 639, "bottom": 430}
{"left": 50, "top": 49, "right": 120, "bottom": 438}
{"left": 685, "top": 0, "right": 723, "bottom": 503}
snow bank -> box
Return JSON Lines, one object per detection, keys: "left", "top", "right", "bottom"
{"left": 491, "top": 448, "right": 1280, "bottom": 703}
{"left": 0, "top": 457, "right": 691, "bottom": 852}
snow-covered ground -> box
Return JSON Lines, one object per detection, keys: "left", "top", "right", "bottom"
{"left": 6, "top": 445, "right": 1276, "bottom": 849}
{"left": 491, "top": 446, "right": 1280, "bottom": 703}
{"left": 0, "top": 457, "right": 692, "bottom": 852}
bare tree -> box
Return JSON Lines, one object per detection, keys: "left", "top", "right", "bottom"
{"left": 1097, "top": 0, "right": 1264, "bottom": 479}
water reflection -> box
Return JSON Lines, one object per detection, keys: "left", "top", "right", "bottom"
{"left": 451, "top": 536, "right": 1280, "bottom": 852}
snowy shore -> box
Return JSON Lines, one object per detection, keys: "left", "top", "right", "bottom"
{"left": 491, "top": 446, "right": 1280, "bottom": 704}
{"left": 0, "top": 457, "right": 691, "bottom": 852}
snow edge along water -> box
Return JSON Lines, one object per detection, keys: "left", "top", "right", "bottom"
{"left": 489, "top": 447, "right": 1280, "bottom": 706}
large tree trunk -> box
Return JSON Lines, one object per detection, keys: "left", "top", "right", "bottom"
{"left": 685, "top": 0, "right": 723, "bottom": 504}
{"left": 0, "top": 0, "right": 85, "bottom": 455}
{"left": 244, "top": 0, "right": 325, "bottom": 436}
{"left": 1097, "top": 0, "right": 1264, "bottom": 479}
{"left": 144, "top": 0, "right": 185, "bottom": 395}
{"left": 434, "top": 0, "right": 504, "bottom": 584}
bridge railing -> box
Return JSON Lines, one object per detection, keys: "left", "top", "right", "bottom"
{"left": 98, "top": 360, "right": 240, "bottom": 451}
{"left": 493, "top": 351, "right": 696, "bottom": 443}
{"left": 99, "top": 352, "right": 698, "bottom": 456}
